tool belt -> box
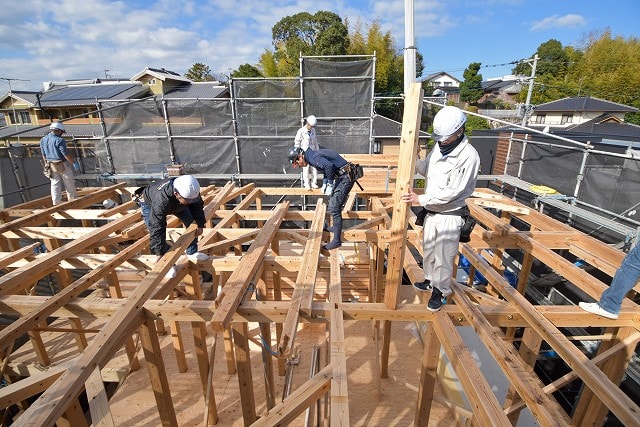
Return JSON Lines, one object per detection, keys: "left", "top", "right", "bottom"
{"left": 337, "top": 163, "right": 364, "bottom": 183}
{"left": 415, "top": 205, "right": 476, "bottom": 242}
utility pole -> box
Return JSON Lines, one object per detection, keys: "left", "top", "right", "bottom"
{"left": 520, "top": 54, "right": 538, "bottom": 126}
{"left": 403, "top": 0, "right": 416, "bottom": 96}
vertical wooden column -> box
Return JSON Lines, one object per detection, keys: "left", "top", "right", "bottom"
{"left": 383, "top": 82, "right": 423, "bottom": 309}
{"left": 105, "top": 271, "right": 140, "bottom": 370}
{"left": 414, "top": 320, "right": 440, "bottom": 426}
{"left": 256, "top": 274, "right": 276, "bottom": 410}
{"left": 232, "top": 322, "right": 257, "bottom": 426}
{"left": 139, "top": 314, "right": 178, "bottom": 427}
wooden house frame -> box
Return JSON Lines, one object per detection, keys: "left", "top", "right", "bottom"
{"left": 0, "top": 85, "right": 638, "bottom": 426}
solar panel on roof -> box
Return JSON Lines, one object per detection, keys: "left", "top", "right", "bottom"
{"left": 42, "top": 84, "right": 137, "bottom": 101}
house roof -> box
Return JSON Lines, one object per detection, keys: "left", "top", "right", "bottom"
{"left": 562, "top": 113, "right": 640, "bottom": 140}
{"left": 37, "top": 83, "right": 150, "bottom": 107}
{"left": 0, "top": 90, "right": 40, "bottom": 107}
{"left": 481, "top": 78, "right": 522, "bottom": 93}
{"left": 130, "top": 67, "right": 192, "bottom": 83}
{"left": 162, "top": 82, "right": 229, "bottom": 99}
{"left": 420, "top": 71, "right": 461, "bottom": 84}
{"left": 534, "top": 96, "right": 638, "bottom": 113}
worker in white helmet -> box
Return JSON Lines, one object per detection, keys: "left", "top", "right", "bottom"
{"left": 401, "top": 106, "right": 480, "bottom": 312}
{"left": 40, "top": 121, "right": 79, "bottom": 205}
{"left": 136, "top": 174, "right": 208, "bottom": 279}
{"left": 294, "top": 115, "right": 320, "bottom": 189}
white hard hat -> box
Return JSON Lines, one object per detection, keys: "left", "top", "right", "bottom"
{"left": 50, "top": 122, "right": 66, "bottom": 132}
{"left": 103, "top": 199, "right": 116, "bottom": 209}
{"left": 173, "top": 175, "right": 200, "bottom": 200}
{"left": 432, "top": 106, "right": 467, "bottom": 142}
{"left": 306, "top": 115, "right": 317, "bottom": 126}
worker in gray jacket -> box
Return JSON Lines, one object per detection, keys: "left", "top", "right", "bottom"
{"left": 137, "top": 175, "right": 208, "bottom": 278}
{"left": 402, "top": 106, "right": 480, "bottom": 312}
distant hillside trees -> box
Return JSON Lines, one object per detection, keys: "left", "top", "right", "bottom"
{"left": 513, "top": 31, "right": 640, "bottom": 124}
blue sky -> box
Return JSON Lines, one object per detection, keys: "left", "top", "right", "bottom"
{"left": 1, "top": 0, "right": 638, "bottom": 92}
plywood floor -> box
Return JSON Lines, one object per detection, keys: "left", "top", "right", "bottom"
{"left": 95, "top": 283, "right": 455, "bottom": 425}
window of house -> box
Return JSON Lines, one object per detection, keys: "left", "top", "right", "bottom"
{"left": 148, "top": 78, "right": 156, "bottom": 85}
{"left": 8, "top": 111, "right": 31, "bottom": 124}
{"left": 561, "top": 114, "right": 573, "bottom": 124}
{"left": 443, "top": 82, "right": 452, "bottom": 87}
{"left": 534, "top": 114, "right": 546, "bottom": 124}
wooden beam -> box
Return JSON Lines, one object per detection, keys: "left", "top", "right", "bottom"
{"left": 278, "top": 201, "right": 326, "bottom": 355}
{"left": 384, "top": 82, "right": 423, "bottom": 309}
{"left": 85, "top": 366, "right": 115, "bottom": 427}
{"left": 10, "top": 225, "right": 197, "bottom": 427}
{"left": 329, "top": 251, "right": 349, "bottom": 426}
{"left": 210, "top": 202, "right": 288, "bottom": 332}
{"left": 251, "top": 364, "right": 333, "bottom": 426}
{"left": 431, "top": 312, "right": 513, "bottom": 426}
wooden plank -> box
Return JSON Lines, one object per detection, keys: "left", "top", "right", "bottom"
{"left": 329, "top": 251, "right": 349, "bottom": 426}
{"left": 0, "top": 237, "right": 148, "bottom": 352}
{"left": 383, "top": 82, "right": 423, "bottom": 309}
{"left": 251, "top": 364, "right": 333, "bottom": 426}
{"left": 277, "top": 201, "right": 326, "bottom": 355}
{"left": 210, "top": 202, "right": 288, "bottom": 332}
{"left": 232, "top": 322, "right": 256, "bottom": 425}
{"left": 460, "top": 244, "right": 640, "bottom": 425}
{"left": 414, "top": 320, "right": 441, "bottom": 426}
{"left": 10, "top": 225, "right": 197, "bottom": 427}
{"left": 139, "top": 314, "right": 178, "bottom": 427}
{"left": 431, "top": 313, "right": 512, "bottom": 426}
{"left": 0, "top": 211, "right": 141, "bottom": 295}
{"left": 85, "top": 366, "right": 115, "bottom": 427}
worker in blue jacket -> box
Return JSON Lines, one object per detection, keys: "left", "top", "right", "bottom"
{"left": 288, "top": 147, "right": 355, "bottom": 250}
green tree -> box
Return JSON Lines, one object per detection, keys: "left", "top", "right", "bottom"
{"left": 265, "top": 11, "right": 349, "bottom": 76}
{"left": 185, "top": 63, "right": 216, "bottom": 82}
{"left": 231, "top": 64, "right": 263, "bottom": 78}
{"left": 459, "top": 62, "right": 483, "bottom": 106}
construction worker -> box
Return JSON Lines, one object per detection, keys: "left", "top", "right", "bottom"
{"left": 40, "top": 122, "right": 79, "bottom": 205}
{"left": 288, "top": 146, "right": 354, "bottom": 250}
{"left": 294, "top": 115, "right": 320, "bottom": 189}
{"left": 136, "top": 175, "right": 208, "bottom": 278}
{"left": 579, "top": 242, "right": 640, "bottom": 319}
{"left": 401, "top": 106, "right": 480, "bottom": 312}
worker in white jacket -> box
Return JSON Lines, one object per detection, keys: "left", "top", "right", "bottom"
{"left": 401, "top": 106, "right": 480, "bottom": 312}
{"left": 294, "top": 115, "right": 320, "bottom": 189}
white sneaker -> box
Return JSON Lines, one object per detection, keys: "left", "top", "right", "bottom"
{"left": 165, "top": 266, "right": 177, "bottom": 279}
{"left": 186, "top": 252, "right": 208, "bottom": 262}
{"left": 320, "top": 183, "right": 327, "bottom": 193}
{"left": 311, "top": 182, "right": 319, "bottom": 189}
{"left": 578, "top": 302, "right": 618, "bottom": 320}
{"left": 303, "top": 183, "right": 311, "bottom": 190}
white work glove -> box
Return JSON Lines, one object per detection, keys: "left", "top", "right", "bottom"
{"left": 323, "top": 182, "right": 334, "bottom": 196}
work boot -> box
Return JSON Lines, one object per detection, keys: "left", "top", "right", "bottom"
{"left": 427, "top": 288, "right": 444, "bottom": 312}
{"left": 412, "top": 280, "right": 432, "bottom": 292}
{"left": 322, "top": 239, "right": 342, "bottom": 251}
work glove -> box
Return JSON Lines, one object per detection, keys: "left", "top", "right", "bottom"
{"left": 72, "top": 161, "right": 80, "bottom": 171}
{"left": 323, "top": 182, "right": 334, "bottom": 196}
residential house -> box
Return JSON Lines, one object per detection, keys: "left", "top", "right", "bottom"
{"left": 478, "top": 75, "right": 523, "bottom": 109}
{"left": 420, "top": 71, "right": 460, "bottom": 104}
{"left": 529, "top": 96, "right": 637, "bottom": 130}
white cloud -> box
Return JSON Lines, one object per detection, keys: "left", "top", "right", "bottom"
{"left": 530, "top": 14, "right": 586, "bottom": 31}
